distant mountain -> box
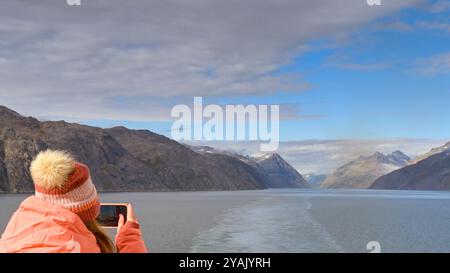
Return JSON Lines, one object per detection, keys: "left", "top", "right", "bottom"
{"left": 304, "top": 174, "right": 327, "bottom": 189}
{"left": 321, "top": 151, "right": 410, "bottom": 189}
{"left": 371, "top": 143, "right": 450, "bottom": 191}
{"left": 190, "top": 146, "right": 311, "bottom": 189}
{"left": 252, "top": 154, "right": 311, "bottom": 188}
{"left": 0, "top": 105, "right": 272, "bottom": 193}
{"left": 105, "top": 128, "right": 267, "bottom": 191}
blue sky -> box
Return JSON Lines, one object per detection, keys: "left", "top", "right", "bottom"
{"left": 82, "top": 1, "right": 450, "bottom": 141}
{"left": 1, "top": 0, "right": 450, "bottom": 143}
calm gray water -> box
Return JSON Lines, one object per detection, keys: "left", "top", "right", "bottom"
{"left": 2, "top": 189, "right": 450, "bottom": 253}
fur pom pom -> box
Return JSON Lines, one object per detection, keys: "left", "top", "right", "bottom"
{"left": 30, "top": 150, "right": 76, "bottom": 189}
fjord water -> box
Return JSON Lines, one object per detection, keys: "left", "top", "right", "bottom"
{"left": 2, "top": 189, "right": 450, "bottom": 253}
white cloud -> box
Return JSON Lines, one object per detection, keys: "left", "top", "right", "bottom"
{"left": 0, "top": 0, "right": 422, "bottom": 121}
{"left": 417, "top": 21, "right": 450, "bottom": 32}
{"left": 416, "top": 52, "right": 450, "bottom": 75}
{"left": 325, "top": 61, "right": 392, "bottom": 71}
{"left": 374, "top": 21, "right": 414, "bottom": 32}
{"left": 190, "top": 138, "right": 446, "bottom": 175}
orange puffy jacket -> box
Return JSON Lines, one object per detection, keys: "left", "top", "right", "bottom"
{"left": 0, "top": 196, "right": 147, "bottom": 253}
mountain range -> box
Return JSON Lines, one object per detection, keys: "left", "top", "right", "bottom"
{"left": 321, "top": 151, "right": 410, "bottom": 189}
{"left": 189, "top": 146, "right": 310, "bottom": 188}
{"left": 0, "top": 105, "right": 309, "bottom": 193}
{"left": 250, "top": 153, "right": 310, "bottom": 188}
{"left": 2, "top": 104, "right": 449, "bottom": 192}
{"left": 371, "top": 142, "right": 450, "bottom": 190}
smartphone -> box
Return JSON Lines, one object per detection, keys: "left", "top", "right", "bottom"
{"left": 96, "top": 203, "right": 127, "bottom": 228}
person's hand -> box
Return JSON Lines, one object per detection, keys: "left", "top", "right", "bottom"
{"left": 117, "top": 203, "right": 139, "bottom": 234}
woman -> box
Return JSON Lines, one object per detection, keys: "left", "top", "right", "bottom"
{"left": 0, "top": 149, "right": 147, "bottom": 253}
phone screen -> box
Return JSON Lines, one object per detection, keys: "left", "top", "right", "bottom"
{"left": 96, "top": 204, "right": 127, "bottom": 228}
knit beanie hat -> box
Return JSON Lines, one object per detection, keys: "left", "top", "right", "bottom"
{"left": 30, "top": 150, "right": 100, "bottom": 223}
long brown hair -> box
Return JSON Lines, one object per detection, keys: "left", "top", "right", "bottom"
{"left": 85, "top": 220, "right": 116, "bottom": 253}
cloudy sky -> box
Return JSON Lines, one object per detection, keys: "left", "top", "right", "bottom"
{"left": 1, "top": 0, "right": 449, "bottom": 174}
{"left": 189, "top": 138, "right": 445, "bottom": 174}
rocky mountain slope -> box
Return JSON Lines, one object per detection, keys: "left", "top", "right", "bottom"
{"left": 252, "top": 154, "right": 310, "bottom": 188}
{"left": 106, "top": 128, "right": 266, "bottom": 191}
{"left": 190, "top": 146, "right": 311, "bottom": 188}
{"left": 321, "top": 151, "right": 410, "bottom": 189}
{"left": 0, "top": 106, "right": 167, "bottom": 192}
{"left": 371, "top": 143, "right": 450, "bottom": 190}
{"left": 0, "top": 105, "right": 276, "bottom": 193}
